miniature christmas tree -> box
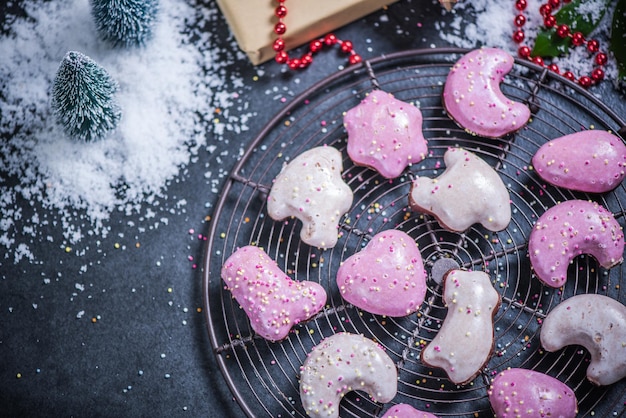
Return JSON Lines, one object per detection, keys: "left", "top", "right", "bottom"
{"left": 91, "top": 0, "right": 159, "bottom": 47}
{"left": 51, "top": 51, "right": 122, "bottom": 142}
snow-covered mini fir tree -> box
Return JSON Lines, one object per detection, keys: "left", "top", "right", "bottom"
{"left": 91, "top": 0, "right": 159, "bottom": 47}
{"left": 51, "top": 51, "right": 122, "bottom": 142}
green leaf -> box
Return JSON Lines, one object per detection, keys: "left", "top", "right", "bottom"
{"left": 531, "top": 0, "right": 610, "bottom": 58}
{"left": 611, "top": 0, "right": 626, "bottom": 82}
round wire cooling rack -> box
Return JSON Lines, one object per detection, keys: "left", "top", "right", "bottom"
{"left": 202, "top": 48, "right": 626, "bottom": 417}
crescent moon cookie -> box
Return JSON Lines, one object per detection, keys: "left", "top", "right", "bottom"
{"left": 299, "top": 332, "right": 398, "bottom": 418}
{"left": 344, "top": 89, "right": 428, "bottom": 179}
{"left": 267, "top": 146, "right": 353, "bottom": 249}
{"left": 381, "top": 403, "right": 438, "bottom": 418}
{"left": 221, "top": 246, "right": 327, "bottom": 342}
{"left": 336, "top": 229, "right": 427, "bottom": 317}
{"left": 489, "top": 368, "right": 578, "bottom": 417}
{"left": 528, "top": 199, "right": 624, "bottom": 288}
{"left": 421, "top": 269, "right": 500, "bottom": 385}
{"left": 540, "top": 294, "right": 626, "bottom": 386}
{"left": 532, "top": 130, "right": 626, "bottom": 193}
{"left": 443, "top": 47, "right": 531, "bottom": 138}
{"left": 409, "top": 147, "right": 511, "bottom": 232}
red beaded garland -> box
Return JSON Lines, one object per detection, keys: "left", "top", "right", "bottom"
{"left": 272, "top": 0, "right": 361, "bottom": 70}
{"left": 513, "top": 0, "right": 607, "bottom": 87}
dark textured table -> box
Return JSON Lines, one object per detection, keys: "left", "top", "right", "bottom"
{"left": 1, "top": 1, "right": 625, "bottom": 417}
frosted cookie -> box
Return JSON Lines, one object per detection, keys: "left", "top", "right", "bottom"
{"left": 344, "top": 90, "right": 428, "bottom": 179}
{"left": 528, "top": 199, "right": 624, "bottom": 288}
{"left": 532, "top": 130, "right": 626, "bottom": 193}
{"left": 489, "top": 368, "right": 577, "bottom": 417}
{"left": 299, "top": 332, "right": 397, "bottom": 418}
{"left": 540, "top": 294, "right": 626, "bottom": 386}
{"left": 421, "top": 269, "right": 500, "bottom": 385}
{"left": 409, "top": 147, "right": 511, "bottom": 232}
{"left": 443, "top": 47, "right": 531, "bottom": 138}
{"left": 382, "top": 404, "right": 438, "bottom": 418}
{"left": 221, "top": 246, "right": 326, "bottom": 342}
{"left": 336, "top": 229, "right": 427, "bottom": 317}
{"left": 267, "top": 146, "right": 353, "bottom": 249}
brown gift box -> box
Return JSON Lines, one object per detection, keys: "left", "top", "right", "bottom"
{"left": 216, "top": 0, "right": 398, "bottom": 65}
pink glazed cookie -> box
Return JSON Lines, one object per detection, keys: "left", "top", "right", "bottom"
{"left": 221, "top": 246, "right": 326, "bottom": 342}
{"left": 443, "top": 47, "right": 531, "bottom": 138}
{"left": 421, "top": 269, "right": 500, "bottom": 385}
{"left": 489, "top": 368, "right": 578, "bottom": 417}
{"left": 528, "top": 199, "right": 624, "bottom": 288}
{"left": 299, "top": 332, "right": 397, "bottom": 418}
{"left": 344, "top": 90, "right": 428, "bottom": 179}
{"left": 336, "top": 229, "right": 427, "bottom": 317}
{"left": 382, "top": 404, "right": 438, "bottom": 418}
{"left": 267, "top": 146, "right": 353, "bottom": 249}
{"left": 409, "top": 147, "right": 511, "bottom": 232}
{"left": 532, "top": 130, "right": 626, "bottom": 193}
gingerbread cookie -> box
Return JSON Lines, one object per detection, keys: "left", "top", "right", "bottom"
{"left": 267, "top": 146, "right": 353, "bottom": 249}
{"left": 528, "top": 199, "right": 624, "bottom": 288}
{"left": 532, "top": 130, "right": 626, "bottom": 193}
{"left": 221, "top": 246, "right": 327, "bottom": 342}
{"left": 299, "top": 332, "right": 397, "bottom": 418}
{"left": 489, "top": 368, "right": 577, "bottom": 417}
{"left": 409, "top": 147, "right": 511, "bottom": 232}
{"left": 336, "top": 229, "right": 427, "bottom": 317}
{"left": 421, "top": 269, "right": 500, "bottom": 385}
{"left": 443, "top": 47, "right": 531, "bottom": 138}
{"left": 540, "top": 294, "right": 626, "bottom": 386}
{"left": 344, "top": 89, "right": 428, "bottom": 179}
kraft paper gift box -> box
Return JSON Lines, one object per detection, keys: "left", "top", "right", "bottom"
{"left": 216, "top": 0, "right": 398, "bottom": 65}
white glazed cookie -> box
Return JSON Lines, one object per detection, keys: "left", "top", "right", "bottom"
{"left": 299, "top": 332, "right": 398, "bottom": 418}
{"left": 421, "top": 269, "right": 500, "bottom": 385}
{"left": 409, "top": 147, "right": 511, "bottom": 232}
{"left": 267, "top": 146, "right": 353, "bottom": 249}
{"left": 540, "top": 294, "right": 626, "bottom": 386}
{"left": 443, "top": 47, "right": 531, "bottom": 138}
{"left": 221, "top": 246, "right": 327, "bottom": 342}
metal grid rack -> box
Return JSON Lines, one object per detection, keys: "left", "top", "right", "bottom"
{"left": 202, "top": 48, "right": 626, "bottom": 417}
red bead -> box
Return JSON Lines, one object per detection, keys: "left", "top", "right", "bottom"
{"left": 274, "top": 22, "right": 286, "bottom": 35}
{"left": 578, "top": 75, "right": 592, "bottom": 87}
{"left": 273, "top": 38, "right": 285, "bottom": 52}
{"left": 556, "top": 24, "right": 570, "bottom": 38}
{"left": 591, "top": 67, "right": 605, "bottom": 81}
{"left": 514, "top": 14, "right": 526, "bottom": 27}
{"left": 595, "top": 52, "right": 608, "bottom": 66}
{"left": 518, "top": 45, "right": 531, "bottom": 59}
{"left": 288, "top": 58, "right": 300, "bottom": 70}
{"left": 571, "top": 32, "right": 585, "bottom": 46}
{"left": 310, "top": 39, "right": 323, "bottom": 53}
{"left": 548, "top": 0, "right": 560, "bottom": 7}
{"left": 340, "top": 40, "right": 353, "bottom": 53}
{"left": 275, "top": 50, "right": 289, "bottom": 64}
{"left": 544, "top": 15, "right": 557, "bottom": 28}
{"left": 587, "top": 39, "right": 600, "bottom": 53}
{"left": 563, "top": 71, "right": 575, "bottom": 81}
{"left": 301, "top": 53, "right": 313, "bottom": 66}
{"left": 349, "top": 53, "right": 362, "bottom": 65}
{"left": 539, "top": 4, "right": 552, "bottom": 16}
{"left": 533, "top": 56, "right": 545, "bottom": 66}
{"left": 275, "top": 5, "right": 287, "bottom": 18}
{"left": 548, "top": 63, "right": 559, "bottom": 74}
{"left": 515, "top": 0, "right": 527, "bottom": 11}
{"left": 324, "top": 33, "right": 338, "bottom": 45}
{"left": 513, "top": 29, "right": 525, "bottom": 43}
